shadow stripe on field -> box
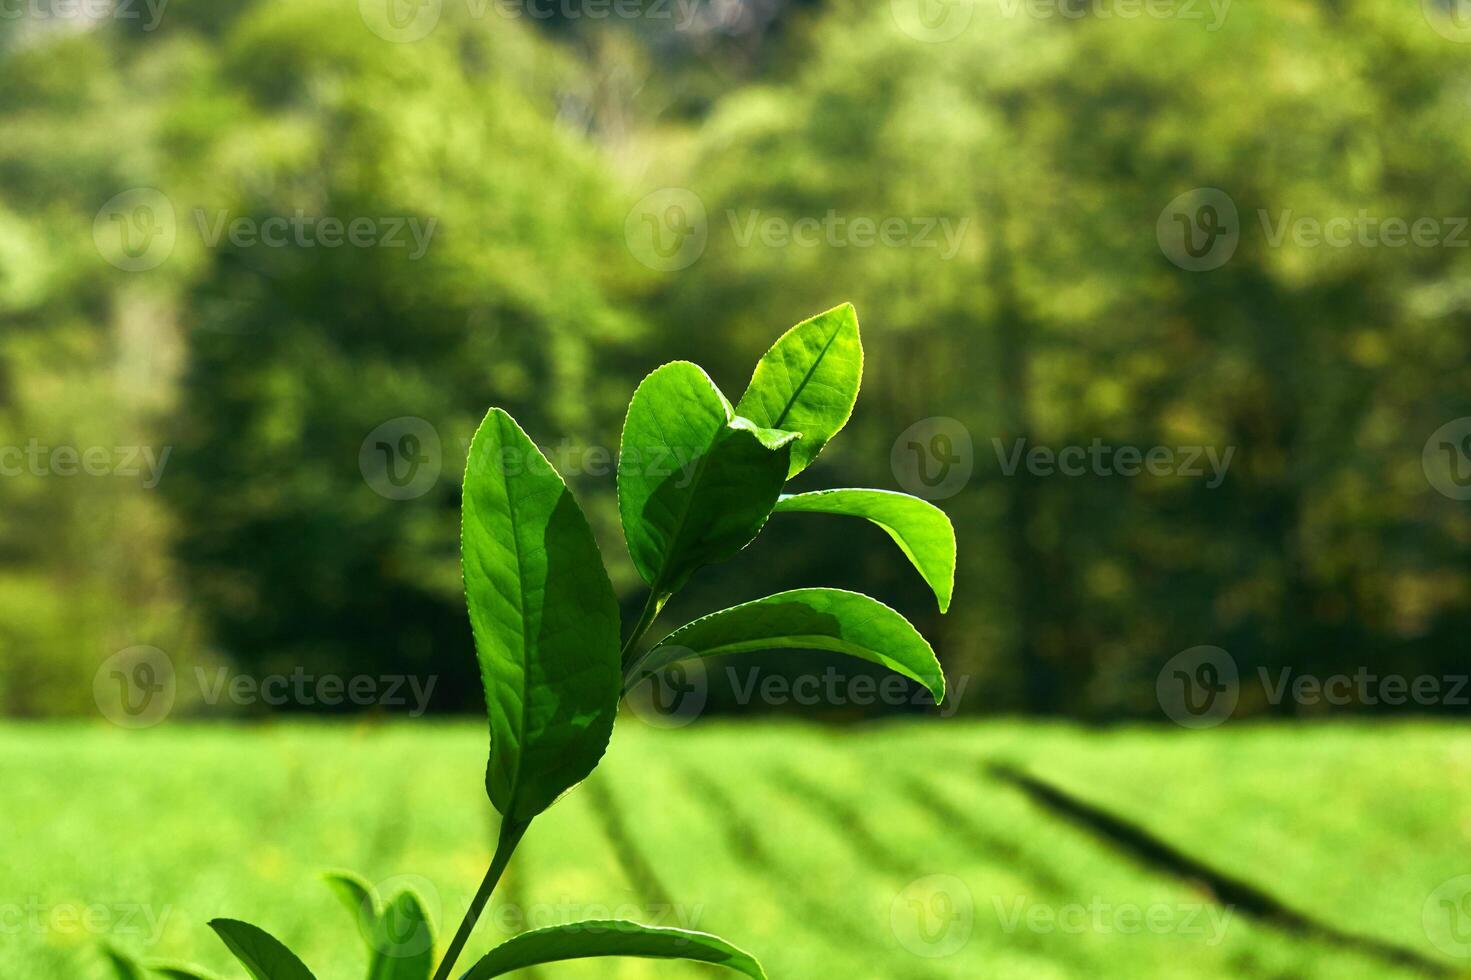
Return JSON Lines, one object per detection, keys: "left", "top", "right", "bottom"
{"left": 989, "top": 764, "right": 1454, "bottom": 979}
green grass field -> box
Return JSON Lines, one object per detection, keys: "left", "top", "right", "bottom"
{"left": 9, "top": 719, "right": 1471, "bottom": 979}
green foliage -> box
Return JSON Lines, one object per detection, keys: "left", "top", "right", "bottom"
{"left": 462, "top": 409, "right": 621, "bottom": 824}
{"left": 773, "top": 489, "right": 956, "bottom": 611}
{"left": 458, "top": 921, "right": 768, "bottom": 979}
{"left": 635, "top": 588, "right": 945, "bottom": 704}
{"left": 618, "top": 361, "right": 797, "bottom": 600}
{"left": 207, "top": 920, "right": 315, "bottom": 980}
{"left": 41, "top": 722, "right": 1471, "bottom": 980}
{"left": 443, "top": 305, "right": 950, "bottom": 977}
{"left": 735, "top": 303, "right": 863, "bottom": 479}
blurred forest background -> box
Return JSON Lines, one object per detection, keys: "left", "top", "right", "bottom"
{"left": 3, "top": 0, "right": 1470, "bottom": 721}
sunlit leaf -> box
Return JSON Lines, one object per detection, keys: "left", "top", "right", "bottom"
{"left": 462, "top": 408, "right": 623, "bottom": 822}
{"left": 735, "top": 303, "right": 862, "bottom": 478}
{"left": 368, "top": 888, "right": 434, "bottom": 980}
{"left": 207, "top": 919, "right": 316, "bottom": 980}
{"left": 458, "top": 921, "right": 766, "bottom": 979}
{"left": 775, "top": 489, "right": 956, "bottom": 611}
{"left": 636, "top": 588, "right": 945, "bottom": 704}
{"left": 618, "top": 361, "right": 797, "bottom": 598}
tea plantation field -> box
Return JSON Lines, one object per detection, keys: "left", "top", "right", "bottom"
{"left": 8, "top": 720, "right": 1471, "bottom": 979}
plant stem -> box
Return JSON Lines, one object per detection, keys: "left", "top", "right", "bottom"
{"left": 619, "top": 589, "right": 667, "bottom": 667}
{"left": 432, "top": 817, "right": 529, "bottom": 980}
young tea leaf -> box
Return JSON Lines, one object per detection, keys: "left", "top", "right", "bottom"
{"left": 618, "top": 362, "right": 797, "bottom": 599}
{"left": 368, "top": 888, "right": 434, "bottom": 980}
{"left": 102, "top": 946, "right": 146, "bottom": 980}
{"left": 207, "top": 919, "right": 316, "bottom": 980}
{"left": 457, "top": 921, "right": 767, "bottom": 980}
{"left": 735, "top": 303, "right": 862, "bottom": 478}
{"left": 323, "top": 870, "right": 380, "bottom": 951}
{"left": 462, "top": 408, "right": 622, "bottom": 823}
{"left": 634, "top": 588, "right": 945, "bottom": 704}
{"left": 774, "top": 489, "right": 956, "bottom": 611}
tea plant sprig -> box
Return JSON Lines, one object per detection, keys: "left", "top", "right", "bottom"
{"left": 105, "top": 303, "right": 956, "bottom": 980}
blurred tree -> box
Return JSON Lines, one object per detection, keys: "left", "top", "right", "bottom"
{"left": 653, "top": 0, "right": 1471, "bottom": 715}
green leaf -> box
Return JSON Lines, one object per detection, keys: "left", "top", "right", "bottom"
{"left": 774, "top": 489, "right": 956, "bottom": 611}
{"left": 735, "top": 303, "right": 862, "bottom": 478}
{"left": 102, "top": 946, "right": 146, "bottom": 980}
{"left": 207, "top": 919, "right": 316, "bottom": 980}
{"left": 618, "top": 362, "right": 797, "bottom": 597}
{"left": 636, "top": 588, "right": 945, "bottom": 704}
{"left": 458, "top": 921, "right": 767, "bottom": 980}
{"left": 152, "top": 968, "right": 220, "bottom": 980}
{"left": 323, "top": 870, "right": 380, "bottom": 950}
{"left": 368, "top": 888, "right": 434, "bottom": 980}
{"left": 462, "top": 408, "right": 623, "bottom": 822}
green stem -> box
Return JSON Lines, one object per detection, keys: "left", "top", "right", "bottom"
{"left": 432, "top": 817, "right": 529, "bottom": 980}
{"left": 619, "top": 589, "right": 667, "bottom": 667}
